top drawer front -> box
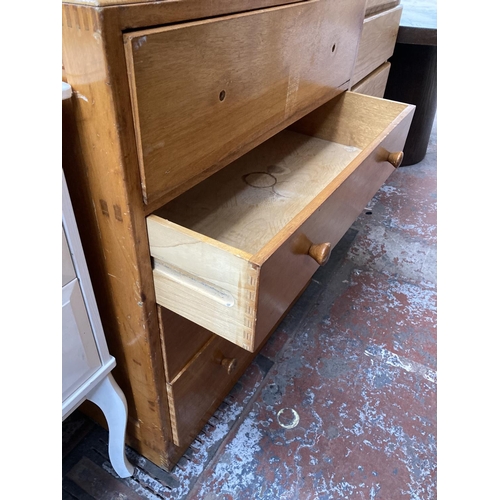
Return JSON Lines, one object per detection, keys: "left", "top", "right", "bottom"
{"left": 124, "top": 0, "right": 364, "bottom": 205}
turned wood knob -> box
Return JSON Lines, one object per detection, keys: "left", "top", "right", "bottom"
{"left": 221, "top": 357, "right": 238, "bottom": 375}
{"left": 308, "top": 242, "right": 332, "bottom": 266}
{"left": 387, "top": 151, "right": 404, "bottom": 168}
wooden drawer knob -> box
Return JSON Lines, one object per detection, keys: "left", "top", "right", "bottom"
{"left": 387, "top": 151, "right": 404, "bottom": 169}
{"left": 308, "top": 242, "right": 332, "bottom": 266}
{"left": 221, "top": 357, "right": 238, "bottom": 375}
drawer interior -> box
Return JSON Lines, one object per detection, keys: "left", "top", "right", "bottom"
{"left": 153, "top": 91, "right": 410, "bottom": 258}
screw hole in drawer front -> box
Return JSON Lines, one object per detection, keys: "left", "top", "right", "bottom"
{"left": 332, "top": 43, "right": 337, "bottom": 53}
{"left": 219, "top": 90, "right": 226, "bottom": 102}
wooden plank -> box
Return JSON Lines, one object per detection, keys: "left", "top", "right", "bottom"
{"left": 67, "top": 457, "right": 144, "bottom": 500}
{"left": 62, "top": 477, "right": 96, "bottom": 500}
{"left": 62, "top": 4, "right": 175, "bottom": 469}
{"left": 351, "top": 5, "right": 402, "bottom": 86}
{"left": 116, "top": 0, "right": 310, "bottom": 32}
{"left": 351, "top": 62, "right": 391, "bottom": 97}
{"left": 124, "top": 0, "right": 365, "bottom": 206}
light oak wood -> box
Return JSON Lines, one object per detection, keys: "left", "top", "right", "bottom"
{"left": 289, "top": 91, "right": 409, "bottom": 151}
{"left": 147, "top": 92, "right": 415, "bottom": 352}
{"left": 167, "top": 335, "right": 253, "bottom": 447}
{"left": 351, "top": 6, "right": 402, "bottom": 86}
{"left": 308, "top": 242, "right": 333, "bottom": 266}
{"left": 64, "top": 0, "right": 301, "bottom": 7}
{"left": 252, "top": 92, "right": 413, "bottom": 349}
{"left": 154, "top": 131, "right": 361, "bottom": 255}
{"left": 124, "top": 0, "right": 365, "bottom": 206}
{"left": 157, "top": 307, "right": 213, "bottom": 382}
{"left": 62, "top": 3, "right": 176, "bottom": 469}
{"left": 351, "top": 62, "right": 391, "bottom": 98}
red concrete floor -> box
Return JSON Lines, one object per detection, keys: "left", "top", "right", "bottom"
{"left": 62, "top": 120, "right": 437, "bottom": 500}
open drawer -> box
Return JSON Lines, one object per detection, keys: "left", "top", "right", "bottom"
{"left": 147, "top": 91, "right": 415, "bottom": 352}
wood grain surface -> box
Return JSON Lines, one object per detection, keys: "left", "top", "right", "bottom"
{"left": 351, "top": 5, "right": 402, "bottom": 86}
{"left": 351, "top": 62, "right": 391, "bottom": 98}
{"left": 156, "top": 131, "right": 360, "bottom": 255}
{"left": 158, "top": 307, "right": 213, "bottom": 383}
{"left": 167, "top": 335, "right": 253, "bottom": 447}
{"left": 147, "top": 217, "right": 259, "bottom": 351}
{"left": 148, "top": 92, "right": 414, "bottom": 352}
{"left": 124, "top": 0, "right": 364, "bottom": 206}
{"left": 63, "top": 0, "right": 301, "bottom": 7}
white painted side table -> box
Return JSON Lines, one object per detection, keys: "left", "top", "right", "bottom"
{"left": 62, "top": 82, "right": 134, "bottom": 478}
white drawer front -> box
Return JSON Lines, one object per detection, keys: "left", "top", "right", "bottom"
{"left": 62, "top": 279, "right": 101, "bottom": 402}
{"left": 62, "top": 228, "right": 76, "bottom": 287}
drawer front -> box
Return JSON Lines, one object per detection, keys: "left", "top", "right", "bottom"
{"left": 351, "top": 62, "right": 391, "bottom": 98}
{"left": 351, "top": 5, "right": 402, "bottom": 86}
{"left": 158, "top": 306, "right": 213, "bottom": 382}
{"left": 167, "top": 334, "right": 253, "bottom": 447}
{"left": 124, "top": 0, "right": 365, "bottom": 205}
{"left": 62, "top": 279, "right": 102, "bottom": 402}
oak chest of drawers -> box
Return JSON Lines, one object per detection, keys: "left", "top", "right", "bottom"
{"left": 62, "top": 0, "right": 414, "bottom": 470}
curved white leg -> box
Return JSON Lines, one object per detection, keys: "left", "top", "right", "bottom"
{"left": 87, "top": 373, "right": 135, "bottom": 478}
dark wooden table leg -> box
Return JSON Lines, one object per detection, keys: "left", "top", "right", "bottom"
{"left": 384, "top": 27, "right": 437, "bottom": 166}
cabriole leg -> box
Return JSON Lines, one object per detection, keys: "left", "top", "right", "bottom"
{"left": 87, "top": 374, "right": 135, "bottom": 478}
